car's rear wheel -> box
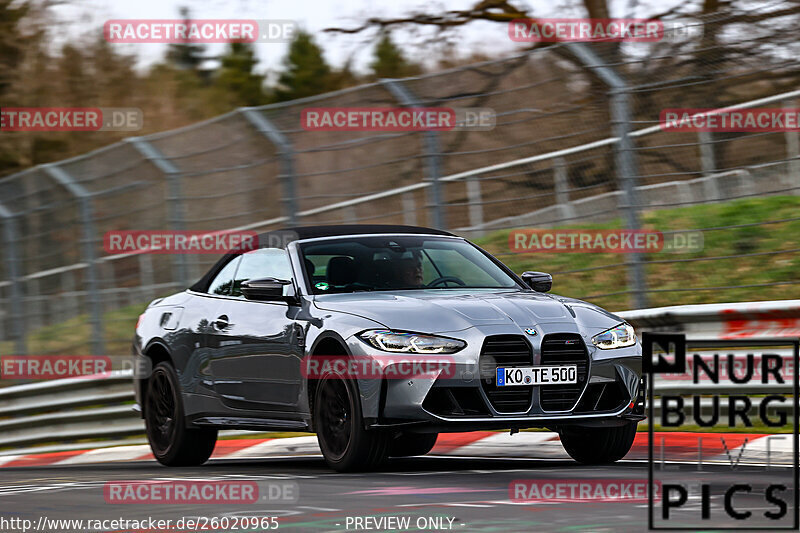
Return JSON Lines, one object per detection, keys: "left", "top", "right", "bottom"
{"left": 559, "top": 422, "right": 638, "bottom": 464}
{"left": 314, "top": 373, "right": 389, "bottom": 472}
{"left": 145, "top": 362, "right": 217, "bottom": 466}
{"left": 388, "top": 432, "right": 439, "bottom": 457}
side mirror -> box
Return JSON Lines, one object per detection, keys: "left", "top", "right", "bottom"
{"left": 521, "top": 271, "right": 552, "bottom": 293}
{"left": 241, "top": 277, "right": 294, "bottom": 302}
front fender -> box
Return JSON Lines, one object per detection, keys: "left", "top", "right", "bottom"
{"left": 303, "top": 309, "right": 385, "bottom": 426}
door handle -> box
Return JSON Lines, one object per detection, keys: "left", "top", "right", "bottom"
{"left": 213, "top": 315, "right": 230, "bottom": 330}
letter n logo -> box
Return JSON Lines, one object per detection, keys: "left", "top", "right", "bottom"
{"left": 642, "top": 332, "right": 686, "bottom": 374}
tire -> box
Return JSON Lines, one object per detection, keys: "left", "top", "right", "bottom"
{"left": 145, "top": 362, "right": 217, "bottom": 466}
{"left": 559, "top": 422, "right": 638, "bottom": 465}
{"left": 388, "top": 432, "right": 438, "bottom": 457}
{"left": 313, "top": 373, "right": 390, "bottom": 472}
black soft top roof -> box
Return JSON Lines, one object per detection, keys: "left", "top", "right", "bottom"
{"left": 281, "top": 224, "right": 454, "bottom": 240}
{"left": 189, "top": 224, "right": 455, "bottom": 292}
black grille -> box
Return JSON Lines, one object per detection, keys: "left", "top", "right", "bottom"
{"left": 480, "top": 335, "right": 532, "bottom": 413}
{"left": 539, "top": 334, "right": 590, "bottom": 411}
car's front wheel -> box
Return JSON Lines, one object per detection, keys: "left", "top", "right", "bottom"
{"left": 559, "top": 422, "right": 637, "bottom": 464}
{"left": 313, "top": 373, "right": 389, "bottom": 472}
{"left": 145, "top": 362, "right": 217, "bottom": 466}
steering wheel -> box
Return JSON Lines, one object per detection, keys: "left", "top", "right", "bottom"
{"left": 427, "top": 276, "right": 466, "bottom": 288}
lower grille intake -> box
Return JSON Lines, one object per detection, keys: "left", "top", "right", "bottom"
{"left": 423, "top": 387, "right": 490, "bottom": 417}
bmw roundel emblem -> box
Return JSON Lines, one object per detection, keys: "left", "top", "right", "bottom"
{"left": 524, "top": 328, "right": 537, "bottom": 336}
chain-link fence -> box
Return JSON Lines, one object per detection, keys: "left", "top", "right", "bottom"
{"left": 2, "top": 2, "right": 800, "bottom": 355}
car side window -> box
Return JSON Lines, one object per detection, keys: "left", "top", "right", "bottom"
{"left": 207, "top": 256, "right": 241, "bottom": 296}
{"left": 231, "top": 248, "right": 293, "bottom": 298}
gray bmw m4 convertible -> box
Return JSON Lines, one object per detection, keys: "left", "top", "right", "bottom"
{"left": 133, "top": 225, "right": 645, "bottom": 471}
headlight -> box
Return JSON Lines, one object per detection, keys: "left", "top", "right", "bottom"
{"left": 592, "top": 323, "right": 637, "bottom": 350}
{"left": 358, "top": 330, "right": 466, "bottom": 354}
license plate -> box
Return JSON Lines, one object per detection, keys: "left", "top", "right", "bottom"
{"left": 496, "top": 365, "right": 578, "bottom": 387}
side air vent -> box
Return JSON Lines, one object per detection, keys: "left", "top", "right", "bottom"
{"left": 422, "top": 387, "right": 490, "bottom": 417}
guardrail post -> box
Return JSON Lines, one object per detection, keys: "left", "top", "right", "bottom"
{"left": 402, "top": 193, "right": 417, "bottom": 226}
{"left": 466, "top": 178, "right": 484, "bottom": 233}
{"left": 566, "top": 43, "right": 647, "bottom": 309}
{"left": 127, "top": 138, "right": 190, "bottom": 287}
{"left": 698, "top": 131, "right": 720, "bottom": 201}
{"left": 139, "top": 254, "right": 156, "bottom": 302}
{"left": 343, "top": 206, "right": 358, "bottom": 223}
{"left": 784, "top": 99, "right": 800, "bottom": 193}
{"left": 240, "top": 108, "right": 299, "bottom": 227}
{"left": 554, "top": 157, "right": 575, "bottom": 221}
{"left": 0, "top": 203, "right": 27, "bottom": 355}
{"left": 62, "top": 270, "right": 78, "bottom": 322}
{"left": 27, "top": 278, "right": 43, "bottom": 331}
{"left": 0, "top": 290, "right": 4, "bottom": 343}
{"left": 98, "top": 261, "right": 117, "bottom": 312}
{"left": 42, "top": 164, "right": 105, "bottom": 355}
{"left": 381, "top": 79, "right": 447, "bottom": 230}
{"left": 735, "top": 169, "right": 755, "bottom": 196}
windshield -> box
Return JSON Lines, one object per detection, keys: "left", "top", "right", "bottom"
{"left": 298, "top": 235, "right": 520, "bottom": 294}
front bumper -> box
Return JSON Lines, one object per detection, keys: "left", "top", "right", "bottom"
{"left": 346, "top": 324, "right": 644, "bottom": 432}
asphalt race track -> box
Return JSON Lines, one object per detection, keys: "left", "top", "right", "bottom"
{"left": 0, "top": 454, "right": 795, "bottom": 532}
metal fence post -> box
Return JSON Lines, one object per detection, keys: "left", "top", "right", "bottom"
{"left": 42, "top": 164, "right": 105, "bottom": 355}
{"left": 566, "top": 43, "right": 647, "bottom": 309}
{"left": 127, "top": 137, "right": 190, "bottom": 287}
{"left": 381, "top": 79, "right": 447, "bottom": 230}
{"left": 0, "top": 203, "right": 27, "bottom": 355}
{"left": 240, "top": 108, "right": 299, "bottom": 226}
{"left": 784, "top": 99, "right": 800, "bottom": 193}
{"left": 611, "top": 87, "right": 648, "bottom": 309}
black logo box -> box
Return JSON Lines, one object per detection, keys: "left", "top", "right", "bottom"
{"left": 644, "top": 332, "right": 800, "bottom": 530}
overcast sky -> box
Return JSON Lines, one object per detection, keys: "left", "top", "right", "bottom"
{"left": 51, "top": 0, "right": 678, "bottom": 75}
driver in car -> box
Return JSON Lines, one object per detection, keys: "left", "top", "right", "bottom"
{"left": 396, "top": 251, "right": 424, "bottom": 287}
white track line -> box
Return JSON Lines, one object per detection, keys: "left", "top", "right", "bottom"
{"left": 0, "top": 455, "right": 23, "bottom": 467}
{"left": 224, "top": 436, "right": 320, "bottom": 459}
{"left": 445, "top": 432, "right": 570, "bottom": 459}
{"left": 56, "top": 444, "right": 152, "bottom": 465}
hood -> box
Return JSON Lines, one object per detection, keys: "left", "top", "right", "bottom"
{"left": 313, "top": 289, "right": 624, "bottom": 335}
